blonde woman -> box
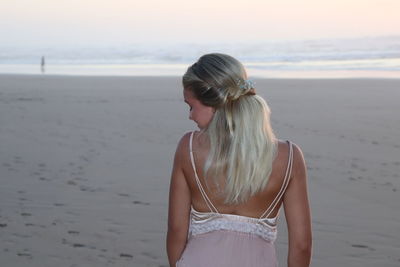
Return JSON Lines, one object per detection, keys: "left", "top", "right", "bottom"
{"left": 167, "top": 53, "right": 312, "bottom": 267}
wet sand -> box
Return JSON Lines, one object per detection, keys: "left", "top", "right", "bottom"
{"left": 0, "top": 74, "right": 399, "bottom": 266}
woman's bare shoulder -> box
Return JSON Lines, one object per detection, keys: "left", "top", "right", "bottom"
{"left": 175, "top": 131, "right": 193, "bottom": 155}
{"left": 274, "top": 139, "right": 305, "bottom": 171}
{"left": 286, "top": 141, "right": 306, "bottom": 170}
{"left": 276, "top": 139, "right": 304, "bottom": 158}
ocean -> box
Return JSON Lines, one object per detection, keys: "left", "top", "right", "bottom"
{"left": 1, "top": 36, "right": 399, "bottom": 78}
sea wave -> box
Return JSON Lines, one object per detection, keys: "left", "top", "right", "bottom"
{"left": 1, "top": 36, "right": 399, "bottom": 76}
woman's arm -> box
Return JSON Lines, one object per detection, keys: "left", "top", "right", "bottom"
{"left": 283, "top": 143, "right": 312, "bottom": 267}
{"left": 167, "top": 134, "right": 191, "bottom": 267}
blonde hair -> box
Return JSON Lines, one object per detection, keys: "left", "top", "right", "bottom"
{"left": 183, "top": 53, "right": 277, "bottom": 204}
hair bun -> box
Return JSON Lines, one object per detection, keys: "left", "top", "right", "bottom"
{"left": 225, "top": 79, "right": 256, "bottom": 102}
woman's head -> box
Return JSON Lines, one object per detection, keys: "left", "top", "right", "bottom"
{"left": 182, "top": 53, "right": 277, "bottom": 204}
{"left": 182, "top": 53, "right": 254, "bottom": 109}
{"left": 183, "top": 53, "right": 258, "bottom": 133}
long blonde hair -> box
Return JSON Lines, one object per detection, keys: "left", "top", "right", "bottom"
{"left": 183, "top": 53, "right": 277, "bottom": 204}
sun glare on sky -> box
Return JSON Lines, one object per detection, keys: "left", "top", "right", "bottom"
{"left": 1, "top": 0, "right": 400, "bottom": 46}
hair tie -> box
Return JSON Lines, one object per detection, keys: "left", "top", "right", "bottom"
{"left": 237, "top": 79, "right": 256, "bottom": 97}
{"left": 245, "top": 88, "right": 256, "bottom": 95}
{"left": 237, "top": 79, "right": 256, "bottom": 91}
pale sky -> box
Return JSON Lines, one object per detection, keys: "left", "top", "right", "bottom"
{"left": 1, "top": 0, "right": 400, "bottom": 46}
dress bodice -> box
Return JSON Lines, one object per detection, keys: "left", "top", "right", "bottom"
{"left": 189, "top": 207, "right": 278, "bottom": 242}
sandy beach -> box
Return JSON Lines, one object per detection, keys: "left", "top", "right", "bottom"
{"left": 0, "top": 74, "right": 399, "bottom": 267}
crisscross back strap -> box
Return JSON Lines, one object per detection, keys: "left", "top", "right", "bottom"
{"left": 189, "top": 131, "right": 219, "bottom": 213}
{"left": 259, "top": 140, "right": 294, "bottom": 219}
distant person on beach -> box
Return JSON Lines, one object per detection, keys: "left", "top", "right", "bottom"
{"left": 167, "top": 53, "right": 312, "bottom": 267}
{"left": 41, "top": 56, "right": 45, "bottom": 74}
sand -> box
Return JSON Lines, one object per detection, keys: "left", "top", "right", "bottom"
{"left": 0, "top": 74, "right": 399, "bottom": 267}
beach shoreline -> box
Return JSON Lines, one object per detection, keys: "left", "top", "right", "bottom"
{"left": 1, "top": 65, "right": 400, "bottom": 79}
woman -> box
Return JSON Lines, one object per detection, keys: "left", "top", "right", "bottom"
{"left": 167, "top": 53, "right": 312, "bottom": 267}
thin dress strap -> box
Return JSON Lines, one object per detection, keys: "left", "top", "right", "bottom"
{"left": 259, "top": 140, "right": 294, "bottom": 219}
{"left": 189, "top": 131, "right": 219, "bottom": 213}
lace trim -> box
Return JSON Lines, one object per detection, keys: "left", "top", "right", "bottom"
{"left": 189, "top": 210, "right": 278, "bottom": 243}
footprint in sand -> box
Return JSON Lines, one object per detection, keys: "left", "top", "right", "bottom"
{"left": 38, "top": 163, "right": 46, "bottom": 168}
{"left": 67, "top": 230, "right": 80, "bottom": 235}
{"left": 12, "top": 233, "right": 31, "bottom": 238}
{"left": 25, "top": 222, "right": 45, "bottom": 228}
{"left": 133, "top": 200, "right": 150, "bottom": 205}
{"left": 79, "top": 185, "right": 97, "bottom": 192}
{"left": 67, "top": 180, "right": 77, "bottom": 186}
{"left": 17, "top": 252, "right": 32, "bottom": 258}
{"left": 120, "top": 253, "right": 133, "bottom": 259}
{"left": 351, "top": 244, "right": 367, "bottom": 248}
{"left": 351, "top": 244, "right": 375, "bottom": 251}
{"left": 72, "top": 243, "right": 86, "bottom": 248}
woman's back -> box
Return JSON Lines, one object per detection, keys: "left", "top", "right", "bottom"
{"left": 183, "top": 131, "right": 293, "bottom": 219}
